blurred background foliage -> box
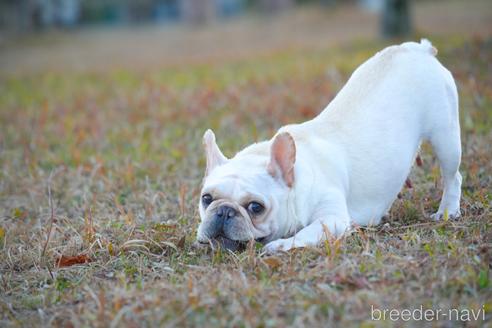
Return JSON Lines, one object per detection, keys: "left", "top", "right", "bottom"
{"left": 1, "top": 0, "right": 411, "bottom": 36}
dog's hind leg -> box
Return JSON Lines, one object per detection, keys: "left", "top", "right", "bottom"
{"left": 429, "top": 87, "right": 462, "bottom": 220}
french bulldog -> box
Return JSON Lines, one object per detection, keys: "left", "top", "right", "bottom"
{"left": 196, "top": 39, "right": 462, "bottom": 253}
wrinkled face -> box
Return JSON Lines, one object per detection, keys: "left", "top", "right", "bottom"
{"left": 197, "top": 162, "right": 285, "bottom": 243}
{"left": 196, "top": 130, "right": 296, "bottom": 245}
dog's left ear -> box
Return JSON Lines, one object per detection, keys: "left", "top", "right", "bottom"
{"left": 203, "top": 129, "right": 228, "bottom": 176}
{"left": 267, "top": 132, "right": 296, "bottom": 187}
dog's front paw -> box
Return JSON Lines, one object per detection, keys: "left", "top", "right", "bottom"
{"left": 263, "top": 238, "right": 299, "bottom": 254}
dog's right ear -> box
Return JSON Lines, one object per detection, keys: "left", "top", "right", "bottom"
{"left": 203, "top": 129, "right": 228, "bottom": 176}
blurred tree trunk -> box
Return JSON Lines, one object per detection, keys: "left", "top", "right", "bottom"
{"left": 258, "top": 0, "right": 293, "bottom": 13}
{"left": 320, "top": 0, "right": 336, "bottom": 6}
{"left": 180, "top": 0, "right": 216, "bottom": 24}
{"left": 381, "top": 0, "right": 412, "bottom": 38}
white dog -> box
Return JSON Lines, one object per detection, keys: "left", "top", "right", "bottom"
{"left": 196, "top": 39, "right": 462, "bottom": 253}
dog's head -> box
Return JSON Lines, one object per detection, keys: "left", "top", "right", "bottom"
{"left": 196, "top": 129, "right": 296, "bottom": 246}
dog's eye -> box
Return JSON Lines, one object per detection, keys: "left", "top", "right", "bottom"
{"left": 247, "top": 202, "right": 264, "bottom": 215}
{"left": 202, "top": 194, "right": 213, "bottom": 207}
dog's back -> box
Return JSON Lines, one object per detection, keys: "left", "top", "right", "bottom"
{"left": 287, "top": 40, "right": 460, "bottom": 225}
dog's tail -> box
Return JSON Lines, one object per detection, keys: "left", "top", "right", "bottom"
{"left": 419, "top": 39, "right": 438, "bottom": 56}
{"left": 397, "top": 39, "right": 438, "bottom": 57}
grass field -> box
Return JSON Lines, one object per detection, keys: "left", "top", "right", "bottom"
{"left": 1, "top": 6, "right": 492, "bottom": 327}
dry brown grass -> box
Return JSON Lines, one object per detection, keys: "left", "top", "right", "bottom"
{"left": 0, "top": 3, "right": 491, "bottom": 327}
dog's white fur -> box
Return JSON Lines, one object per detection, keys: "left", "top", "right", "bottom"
{"left": 198, "top": 39, "right": 462, "bottom": 253}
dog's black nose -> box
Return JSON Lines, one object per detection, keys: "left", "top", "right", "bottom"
{"left": 216, "top": 205, "right": 237, "bottom": 220}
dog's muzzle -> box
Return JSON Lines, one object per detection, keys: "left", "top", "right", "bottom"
{"left": 206, "top": 205, "right": 237, "bottom": 239}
